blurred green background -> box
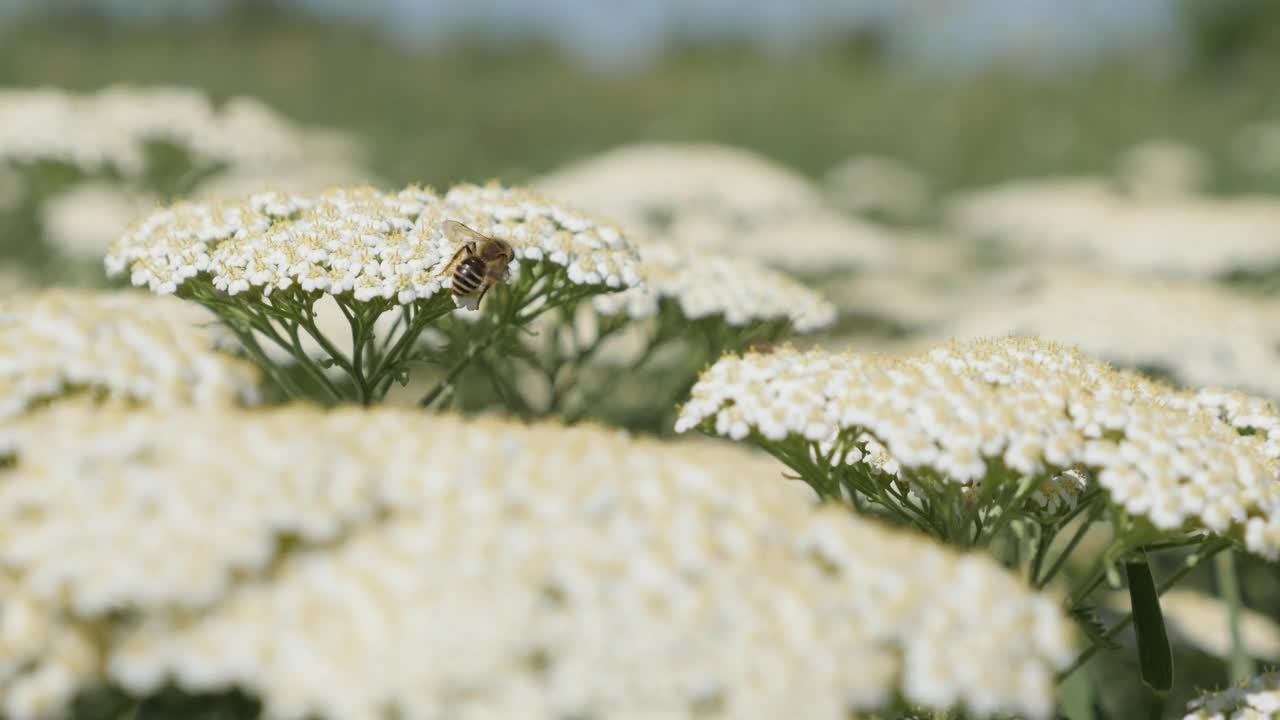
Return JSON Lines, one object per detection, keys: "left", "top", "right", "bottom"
{"left": 2, "top": 0, "right": 1279, "bottom": 194}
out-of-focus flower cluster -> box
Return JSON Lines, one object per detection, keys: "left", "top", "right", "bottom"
{"left": 535, "top": 142, "right": 897, "bottom": 274}
{"left": 945, "top": 177, "right": 1280, "bottom": 278}
{"left": 929, "top": 269, "right": 1280, "bottom": 398}
{"left": 0, "top": 289, "right": 259, "bottom": 424}
{"left": 592, "top": 240, "right": 835, "bottom": 333}
{"left": 823, "top": 153, "right": 932, "bottom": 223}
{"left": 1106, "top": 590, "right": 1280, "bottom": 664}
{"left": 0, "top": 405, "right": 1073, "bottom": 720}
{"left": 1185, "top": 672, "right": 1280, "bottom": 720}
{"left": 0, "top": 86, "right": 311, "bottom": 176}
{"left": 677, "top": 337, "right": 1280, "bottom": 557}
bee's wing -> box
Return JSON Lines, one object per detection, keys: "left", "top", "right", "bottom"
{"left": 443, "top": 219, "right": 491, "bottom": 246}
{"left": 436, "top": 220, "right": 488, "bottom": 276}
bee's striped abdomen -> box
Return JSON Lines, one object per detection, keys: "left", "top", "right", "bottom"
{"left": 452, "top": 257, "right": 486, "bottom": 296}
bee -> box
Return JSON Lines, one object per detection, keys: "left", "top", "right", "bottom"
{"left": 437, "top": 220, "right": 516, "bottom": 308}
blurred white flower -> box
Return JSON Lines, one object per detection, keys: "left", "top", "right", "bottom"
{"left": 824, "top": 154, "right": 932, "bottom": 222}
{"left": 1106, "top": 590, "right": 1280, "bottom": 663}
{"left": 535, "top": 143, "right": 898, "bottom": 274}
{"left": 0, "top": 404, "right": 1074, "bottom": 720}
{"left": 39, "top": 182, "right": 155, "bottom": 261}
{"left": 592, "top": 240, "right": 836, "bottom": 333}
{"left": 945, "top": 176, "right": 1280, "bottom": 277}
{"left": 1185, "top": 671, "right": 1280, "bottom": 720}
{"left": 1231, "top": 122, "right": 1280, "bottom": 178}
{"left": 931, "top": 267, "right": 1280, "bottom": 398}
{"left": 0, "top": 289, "right": 260, "bottom": 423}
{"left": 0, "top": 85, "right": 347, "bottom": 178}
{"left": 1114, "top": 139, "right": 1210, "bottom": 199}
{"left": 536, "top": 142, "right": 825, "bottom": 227}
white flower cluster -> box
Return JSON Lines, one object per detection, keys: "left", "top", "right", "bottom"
{"left": 0, "top": 86, "right": 321, "bottom": 176}
{"left": 40, "top": 182, "right": 156, "bottom": 260}
{"left": 1185, "top": 672, "right": 1280, "bottom": 720}
{"left": 823, "top": 153, "right": 932, "bottom": 222}
{"left": 945, "top": 177, "right": 1280, "bottom": 277}
{"left": 106, "top": 183, "right": 641, "bottom": 304}
{"left": 535, "top": 143, "right": 896, "bottom": 274}
{"left": 1163, "top": 387, "right": 1280, "bottom": 463}
{"left": 0, "top": 289, "right": 259, "bottom": 422}
{"left": 535, "top": 142, "right": 825, "bottom": 227}
{"left": 0, "top": 405, "right": 1073, "bottom": 720}
{"left": 934, "top": 268, "right": 1280, "bottom": 398}
{"left": 677, "top": 337, "right": 1280, "bottom": 558}
{"left": 592, "top": 241, "right": 836, "bottom": 333}
{"left": 1114, "top": 139, "right": 1210, "bottom": 199}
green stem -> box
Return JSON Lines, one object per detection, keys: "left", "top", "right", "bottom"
{"left": 418, "top": 329, "right": 504, "bottom": 408}
{"left": 1215, "top": 551, "right": 1254, "bottom": 684}
{"left": 1037, "top": 500, "right": 1105, "bottom": 589}
{"left": 1056, "top": 539, "right": 1232, "bottom": 682}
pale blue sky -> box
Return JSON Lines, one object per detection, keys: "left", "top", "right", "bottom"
{"left": 0, "top": 0, "right": 1184, "bottom": 73}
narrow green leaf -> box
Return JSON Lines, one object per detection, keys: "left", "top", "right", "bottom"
{"left": 1126, "top": 558, "right": 1174, "bottom": 692}
{"left": 1069, "top": 604, "right": 1122, "bottom": 651}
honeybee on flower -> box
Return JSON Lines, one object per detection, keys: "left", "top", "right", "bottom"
{"left": 436, "top": 219, "right": 516, "bottom": 310}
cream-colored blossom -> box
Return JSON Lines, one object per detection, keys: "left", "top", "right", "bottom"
{"left": 824, "top": 154, "right": 932, "bottom": 222}
{"left": 945, "top": 177, "right": 1280, "bottom": 277}
{"left": 0, "top": 405, "right": 1073, "bottom": 720}
{"left": 1232, "top": 122, "right": 1280, "bottom": 177}
{"left": 933, "top": 268, "right": 1280, "bottom": 398}
{"left": 107, "top": 183, "right": 640, "bottom": 305}
{"left": 1106, "top": 590, "right": 1280, "bottom": 663}
{"left": 592, "top": 240, "right": 836, "bottom": 333}
{"left": 535, "top": 143, "right": 896, "bottom": 273}
{"left": 677, "top": 337, "right": 1280, "bottom": 558}
{"left": 1185, "top": 672, "right": 1280, "bottom": 720}
{"left": 193, "top": 161, "right": 383, "bottom": 202}
{"left": 1114, "top": 139, "right": 1210, "bottom": 199}
{"left": 0, "top": 290, "right": 260, "bottom": 422}
{"left": 0, "top": 86, "right": 337, "bottom": 177}
{"left": 535, "top": 142, "right": 825, "bottom": 227}
{"left": 0, "top": 87, "right": 141, "bottom": 174}
{"left": 40, "top": 182, "right": 156, "bottom": 260}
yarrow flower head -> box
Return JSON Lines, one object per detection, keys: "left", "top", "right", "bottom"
{"left": 0, "top": 85, "right": 323, "bottom": 178}
{"left": 0, "top": 289, "right": 259, "bottom": 425}
{"left": 1185, "top": 672, "right": 1280, "bottom": 720}
{"left": 0, "top": 404, "right": 1073, "bottom": 720}
{"left": 677, "top": 337, "right": 1280, "bottom": 559}
{"left": 104, "top": 182, "right": 642, "bottom": 404}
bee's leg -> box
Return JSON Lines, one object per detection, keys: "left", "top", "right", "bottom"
{"left": 475, "top": 284, "right": 490, "bottom": 306}
{"left": 438, "top": 242, "right": 476, "bottom": 275}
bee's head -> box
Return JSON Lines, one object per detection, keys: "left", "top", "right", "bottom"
{"left": 481, "top": 239, "right": 516, "bottom": 263}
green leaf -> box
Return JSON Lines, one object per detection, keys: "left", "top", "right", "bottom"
{"left": 1069, "top": 604, "right": 1122, "bottom": 651}
{"left": 1057, "top": 665, "right": 1098, "bottom": 720}
{"left": 1126, "top": 558, "right": 1173, "bottom": 692}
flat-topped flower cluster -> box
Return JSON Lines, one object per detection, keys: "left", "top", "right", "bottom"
{"left": 677, "top": 337, "right": 1280, "bottom": 558}
{"left": 0, "top": 86, "right": 314, "bottom": 176}
{"left": 0, "top": 404, "right": 1073, "bottom": 720}
{"left": 107, "top": 183, "right": 641, "bottom": 303}
{"left": 0, "top": 289, "right": 259, "bottom": 423}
